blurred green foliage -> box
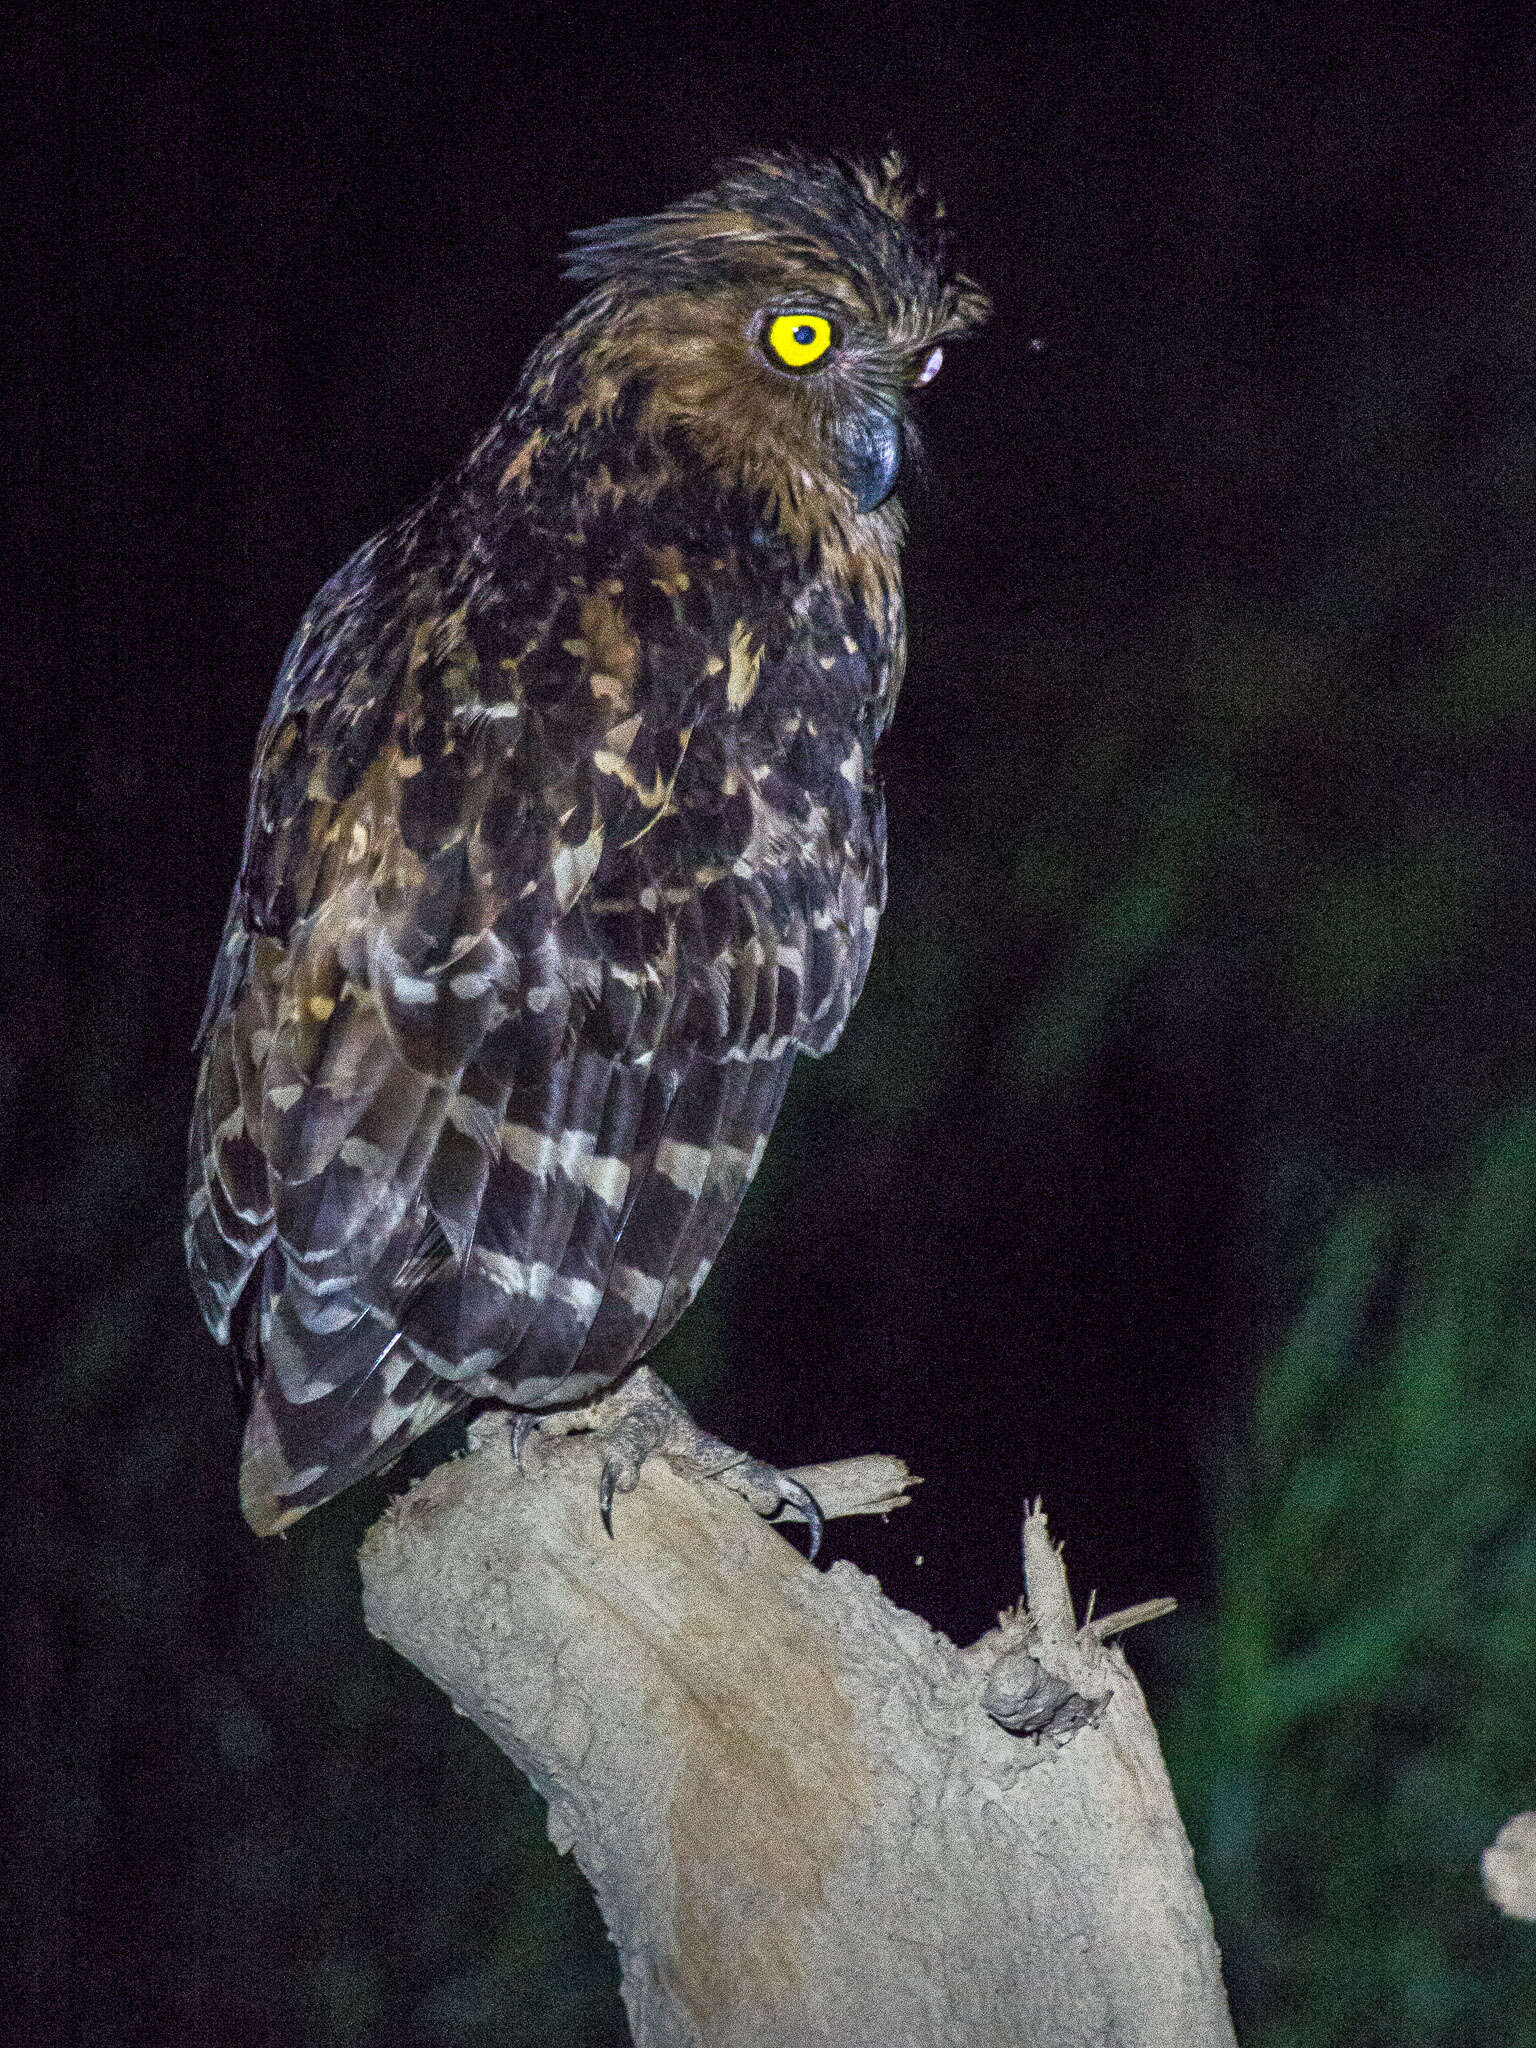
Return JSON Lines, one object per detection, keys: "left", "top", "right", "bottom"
{"left": 931, "top": 601, "right": 1536, "bottom": 2044}
{"left": 1165, "top": 1108, "right": 1536, "bottom": 2044}
{"left": 827, "top": 591, "right": 1536, "bottom": 2040}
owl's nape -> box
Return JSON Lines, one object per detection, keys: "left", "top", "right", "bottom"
{"left": 186, "top": 149, "right": 987, "bottom": 1540}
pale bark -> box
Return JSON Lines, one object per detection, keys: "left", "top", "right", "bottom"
{"left": 359, "top": 1412, "right": 1237, "bottom": 2048}
{"left": 1484, "top": 1813, "right": 1536, "bottom": 1920}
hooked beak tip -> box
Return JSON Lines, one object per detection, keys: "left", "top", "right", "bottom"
{"left": 835, "top": 409, "right": 903, "bottom": 514}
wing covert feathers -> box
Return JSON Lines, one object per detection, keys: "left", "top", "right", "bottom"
{"left": 184, "top": 521, "right": 889, "bottom": 1533}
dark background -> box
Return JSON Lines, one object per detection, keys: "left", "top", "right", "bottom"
{"left": 12, "top": 3, "right": 1536, "bottom": 2042}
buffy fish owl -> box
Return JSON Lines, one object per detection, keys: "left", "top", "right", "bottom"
{"left": 186, "top": 150, "right": 989, "bottom": 1544}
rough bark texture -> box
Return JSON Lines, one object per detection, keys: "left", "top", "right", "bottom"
{"left": 359, "top": 1413, "right": 1237, "bottom": 2048}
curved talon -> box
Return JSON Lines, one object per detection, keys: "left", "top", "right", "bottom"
{"left": 510, "top": 1412, "right": 539, "bottom": 1471}
{"left": 598, "top": 1455, "right": 623, "bottom": 1539}
{"left": 777, "top": 1473, "right": 826, "bottom": 1564}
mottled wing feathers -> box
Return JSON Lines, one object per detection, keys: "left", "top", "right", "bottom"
{"left": 187, "top": 507, "right": 887, "bottom": 1531}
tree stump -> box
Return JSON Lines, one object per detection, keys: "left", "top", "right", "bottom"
{"left": 359, "top": 1412, "right": 1236, "bottom": 2048}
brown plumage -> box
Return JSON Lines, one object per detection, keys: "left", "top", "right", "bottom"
{"left": 186, "top": 150, "right": 988, "bottom": 1536}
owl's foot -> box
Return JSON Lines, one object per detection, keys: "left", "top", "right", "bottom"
{"left": 516, "top": 1365, "right": 825, "bottom": 1562}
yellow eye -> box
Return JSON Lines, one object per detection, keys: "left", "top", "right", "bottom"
{"left": 763, "top": 312, "right": 837, "bottom": 372}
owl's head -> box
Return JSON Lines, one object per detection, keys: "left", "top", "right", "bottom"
{"left": 546, "top": 150, "right": 989, "bottom": 537}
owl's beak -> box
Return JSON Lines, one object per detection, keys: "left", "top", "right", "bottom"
{"left": 834, "top": 405, "right": 903, "bottom": 513}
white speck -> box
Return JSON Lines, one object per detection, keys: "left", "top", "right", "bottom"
{"left": 553, "top": 1273, "right": 602, "bottom": 1318}
{"left": 338, "top": 1136, "right": 391, "bottom": 1174}
{"left": 581, "top": 1153, "right": 631, "bottom": 1207}
{"left": 611, "top": 1264, "right": 663, "bottom": 1320}
{"left": 655, "top": 1139, "right": 710, "bottom": 1198}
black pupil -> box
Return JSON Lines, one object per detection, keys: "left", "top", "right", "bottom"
{"left": 792, "top": 324, "right": 815, "bottom": 345}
